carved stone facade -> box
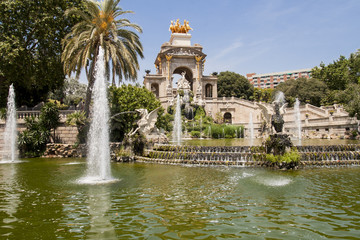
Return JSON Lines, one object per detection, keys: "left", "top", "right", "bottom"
{"left": 144, "top": 33, "right": 215, "bottom": 109}
{"left": 143, "top": 31, "right": 358, "bottom": 139}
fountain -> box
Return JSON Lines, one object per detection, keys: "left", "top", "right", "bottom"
{"left": 2, "top": 84, "right": 18, "bottom": 162}
{"left": 78, "top": 47, "right": 115, "bottom": 184}
{"left": 172, "top": 94, "right": 182, "bottom": 145}
{"left": 294, "top": 98, "right": 302, "bottom": 141}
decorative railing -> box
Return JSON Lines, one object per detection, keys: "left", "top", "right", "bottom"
{"left": 17, "top": 110, "right": 76, "bottom": 120}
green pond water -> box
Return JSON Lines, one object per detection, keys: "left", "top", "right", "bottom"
{"left": 0, "top": 158, "right": 359, "bottom": 239}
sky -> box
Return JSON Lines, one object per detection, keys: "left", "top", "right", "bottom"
{"left": 80, "top": 0, "right": 360, "bottom": 85}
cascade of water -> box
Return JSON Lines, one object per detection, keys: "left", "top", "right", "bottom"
{"left": 172, "top": 94, "right": 182, "bottom": 145}
{"left": 208, "top": 126, "right": 211, "bottom": 138}
{"left": 80, "top": 47, "right": 113, "bottom": 183}
{"left": 249, "top": 112, "right": 254, "bottom": 146}
{"left": 294, "top": 98, "right": 302, "bottom": 141}
{"left": 2, "top": 84, "right": 18, "bottom": 162}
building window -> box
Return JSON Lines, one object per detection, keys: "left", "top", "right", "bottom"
{"left": 151, "top": 83, "right": 159, "bottom": 97}
{"left": 224, "top": 112, "right": 232, "bottom": 124}
{"left": 205, "top": 84, "right": 213, "bottom": 98}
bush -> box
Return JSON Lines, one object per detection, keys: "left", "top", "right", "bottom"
{"left": 265, "top": 149, "right": 300, "bottom": 164}
{"left": 18, "top": 102, "right": 60, "bottom": 157}
{"left": 18, "top": 116, "right": 51, "bottom": 157}
{"left": 205, "top": 124, "right": 244, "bottom": 139}
{"left": 66, "top": 111, "right": 87, "bottom": 143}
{"left": 190, "top": 130, "right": 200, "bottom": 138}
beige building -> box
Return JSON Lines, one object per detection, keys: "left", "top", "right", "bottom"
{"left": 247, "top": 69, "right": 312, "bottom": 89}
{"left": 143, "top": 25, "right": 357, "bottom": 139}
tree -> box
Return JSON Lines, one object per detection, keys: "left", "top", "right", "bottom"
{"left": 336, "top": 83, "right": 360, "bottom": 119}
{"left": 49, "top": 77, "right": 87, "bottom": 106}
{"left": 40, "top": 102, "right": 61, "bottom": 142}
{"left": 109, "top": 85, "right": 163, "bottom": 141}
{"left": 0, "top": 0, "right": 83, "bottom": 108}
{"left": 252, "top": 88, "right": 274, "bottom": 103}
{"left": 62, "top": 0, "right": 144, "bottom": 117}
{"left": 275, "top": 77, "right": 329, "bottom": 107}
{"left": 217, "top": 71, "right": 254, "bottom": 100}
{"left": 348, "top": 50, "right": 360, "bottom": 84}
{"left": 311, "top": 54, "right": 357, "bottom": 90}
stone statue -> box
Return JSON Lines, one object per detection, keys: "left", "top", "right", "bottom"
{"left": 256, "top": 102, "right": 274, "bottom": 135}
{"left": 128, "top": 108, "right": 160, "bottom": 136}
{"left": 177, "top": 72, "right": 190, "bottom": 89}
{"left": 271, "top": 102, "right": 287, "bottom": 133}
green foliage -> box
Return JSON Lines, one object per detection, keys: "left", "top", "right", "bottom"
{"left": 265, "top": 134, "right": 293, "bottom": 155}
{"left": 336, "top": 83, "right": 360, "bottom": 119}
{"left": 18, "top": 102, "right": 61, "bottom": 157}
{"left": 40, "top": 102, "right": 61, "bottom": 132}
{"left": 312, "top": 56, "right": 351, "bottom": 91}
{"left": 205, "top": 124, "right": 244, "bottom": 139}
{"left": 275, "top": 77, "right": 329, "bottom": 107}
{"left": 311, "top": 50, "right": 360, "bottom": 115}
{"left": 156, "top": 110, "right": 173, "bottom": 132}
{"left": 66, "top": 111, "right": 87, "bottom": 143}
{"left": 49, "top": 77, "right": 87, "bottom": 106}
{"left": 62, "top": 0, "right": 144, "bottom": 116}
{"left": 66, "top": 111, "right": 86, "bottom": 129}
{"left": 109, "top": 85, "right": 162, "bottom": 141}
{"left": 123, "top": 133, "right": 146, "bottom": 156}
{"left": 0, "top": 108, "right": 6, "bottom": 120}
{"left": 18, "top": 116, "right": 51, "bottom": 158}
{"left": 0, "top": 0, "right": 83, "bottom": 108}
{"left": 265, "top": 150, "right": 300, "bottom": 164}
{"left": 252, "top": 88, "right": 274, "bottom": 103}
{"left": 217, "top": 71, "right": 254, "bottom": 100}
{"left": 190, "top": 131, "right": 201, "bottom": 138}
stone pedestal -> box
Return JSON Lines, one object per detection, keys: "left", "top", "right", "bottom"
{"left": 170, "top": 33, "right": 191, "bottom": 46}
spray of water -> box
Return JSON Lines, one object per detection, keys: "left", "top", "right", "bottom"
{"left": 294, "top": 98, "right": 302, "bottom": 141}
{"left": 172, "top": 95, "right": 182, "bottom": 145}
{"left": 2, "top": 84, "right": 18, "bottom": 162}
{"left": 274, "top": 91, "right": 285, "bottom": 104}
{"left": 248, "top": 112, "right": 254, "bottom": 146}
{"left": 78, "top": 47, "right": 115, "bottom": 184}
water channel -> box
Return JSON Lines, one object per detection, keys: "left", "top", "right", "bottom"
{"left": 0, "top": 158, "right": 359, "bottom": 239}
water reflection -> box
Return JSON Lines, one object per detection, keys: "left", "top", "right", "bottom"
{"left": 0, "top": 163, "right": 21, "bottom": 237}
{"left": 87, "top": 186, "right": 116, "bottom": 239}
{"left": 62, "top": 185, "right": 116, "bottom": 239}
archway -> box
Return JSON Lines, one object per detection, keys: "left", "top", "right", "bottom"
{"left": 172, "top": 67, "right": 193, "bottom": 90}
{"left": 151, "top": 83, "right": 159, "bottom": 97}
{"left": 224, "top": 112, "right": 232, "bottom": 124}
{"left": 205, "top": 84, "right": 213, "bottom": 98}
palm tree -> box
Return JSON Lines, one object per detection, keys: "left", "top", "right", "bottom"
{"left": 61, "top": 0, "right": 143, "bottom": 117}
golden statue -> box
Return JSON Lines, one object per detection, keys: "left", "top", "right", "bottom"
{"left": 169, "top": 19, "right": 192, "bottom": 34}
{"left": 169, "top": 20, "right": 175, "bottom": 33}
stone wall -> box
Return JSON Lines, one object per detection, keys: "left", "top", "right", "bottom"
{"left": 0, "top": 119, "right": 78, "bottom": 152}
{"left": 42, "top": 143, "right": 130, "bottom": 162}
